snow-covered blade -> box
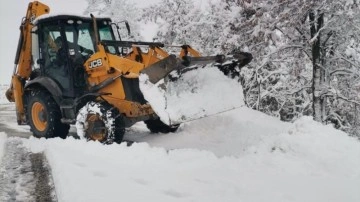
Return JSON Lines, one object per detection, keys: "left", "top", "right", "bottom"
{"left": 139, "top": 52, "right": 252, "bottom": 125}
{"left": 139, "top": 60, "right": 246, "bottom": 125}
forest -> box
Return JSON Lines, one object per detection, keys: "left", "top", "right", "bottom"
{"left": 85, "top": 0, "right": 360, "bottom": 137}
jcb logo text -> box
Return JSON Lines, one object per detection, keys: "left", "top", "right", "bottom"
{"left": 89, "top": 59, "right": 103, "bottom": 69}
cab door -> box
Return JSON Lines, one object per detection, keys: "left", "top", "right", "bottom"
{"left": 39, "top": 23, "right": 73, "bottom": 97}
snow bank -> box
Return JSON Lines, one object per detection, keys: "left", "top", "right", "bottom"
{"left": 20, "top": 107, "right": 360, "bottom": 202}
{"left": 126, "top": 107, "right": 290, "bottom": 157}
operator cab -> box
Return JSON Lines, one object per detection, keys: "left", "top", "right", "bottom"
{"left": 31, "top": 15, "right": 115, "bottom": 97}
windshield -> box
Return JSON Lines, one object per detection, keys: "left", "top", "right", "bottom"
{"left": 99, "top": 21, "right": 114, "bottom": 40}
{"left": 63, "top": 20, "right": 114, "bottom": 53}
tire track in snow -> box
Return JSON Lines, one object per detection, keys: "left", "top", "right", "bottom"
{"left": 0, "top": 138, "right": 57, "bottom": 202}
{"left": 0, "top": 123, "right": 31, "bottom": 138}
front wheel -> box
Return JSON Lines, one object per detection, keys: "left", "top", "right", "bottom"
{"left": 144, "top": 118, "right": 179, "bottom": 133}
{"left": 76, "top": 101, "right": 125, "bottom": 144}
{"left": 27, "top": 89, "right": 69, "bottom": 138}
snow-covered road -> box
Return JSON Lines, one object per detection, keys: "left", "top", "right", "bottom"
{"left": 0, "top": 102, "right": 359, "bottom": 202}
{"left": 0, "top": 136, "right": 56, "bottom": 201}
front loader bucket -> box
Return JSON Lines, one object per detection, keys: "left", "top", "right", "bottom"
{"left": 139, "top": 52, "right": 252, "bottom": 125}
{"left": 140, "top": 55, "right": 181, "bottom": 84}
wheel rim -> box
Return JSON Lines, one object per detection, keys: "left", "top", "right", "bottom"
{"left": 31, "top": 102, "right": 47, "bottom": 132}
{"left": 85, "top": 114, "right": 107, "bottom": 142}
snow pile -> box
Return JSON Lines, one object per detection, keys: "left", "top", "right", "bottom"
{"left": 126, "top": 107, "right": 290, "bottom": 157}
{"left": 11, "top": 107, "right": 359, "bottom": 202}
{"left": 140, "top": 65, "right": 245, "bottom": 125}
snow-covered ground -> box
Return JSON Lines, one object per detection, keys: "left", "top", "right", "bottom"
{"left": 0, "top": 84, "right": 359, "bottom": 201}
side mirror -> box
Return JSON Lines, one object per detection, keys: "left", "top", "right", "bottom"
{"left": 116, "top": 20, "right": 131, "bottom": 36}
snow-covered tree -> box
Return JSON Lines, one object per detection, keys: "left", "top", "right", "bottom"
{"left": 209, "top": 0, "right": 360, "bottom": 135}
{"left": 142, "top": 0, "right": 220, "bottom": 54}
{"left": 84, "top": 0, "right": 142, "bottom": 40}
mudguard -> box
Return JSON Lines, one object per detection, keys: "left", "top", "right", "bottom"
{"left": 25, "top": 77, "right": 63, "bottom": 104}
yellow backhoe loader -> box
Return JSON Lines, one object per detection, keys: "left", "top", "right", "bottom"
{"left": 5, "top": 1, "right": 252, "bottom": 143}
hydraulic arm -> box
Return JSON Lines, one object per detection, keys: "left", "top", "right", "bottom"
{"left": 5, "top": 1, "right": 49, "bottom": 124}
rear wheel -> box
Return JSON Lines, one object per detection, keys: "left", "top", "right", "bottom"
{"left": 76, "top": 101, "right": 125, "bottom": 144}
{"left": 27, "top": 90, "right": 69, "bottom": 138}
{"left": 144, "top": 118, "right": 179, "bottom": 133}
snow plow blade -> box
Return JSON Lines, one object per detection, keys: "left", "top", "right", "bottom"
{"left": 139, "top": 52, "right": 252, "bottom": 126}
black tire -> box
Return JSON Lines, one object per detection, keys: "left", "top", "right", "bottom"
{"left": 76, "top": 101, "right": 125, "bottom": 144}
{"left": 144, "top": 118, "right": 179, "bottom": 133}
{"left": 27, "top": 89, "right": 69, "bottom": 139}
